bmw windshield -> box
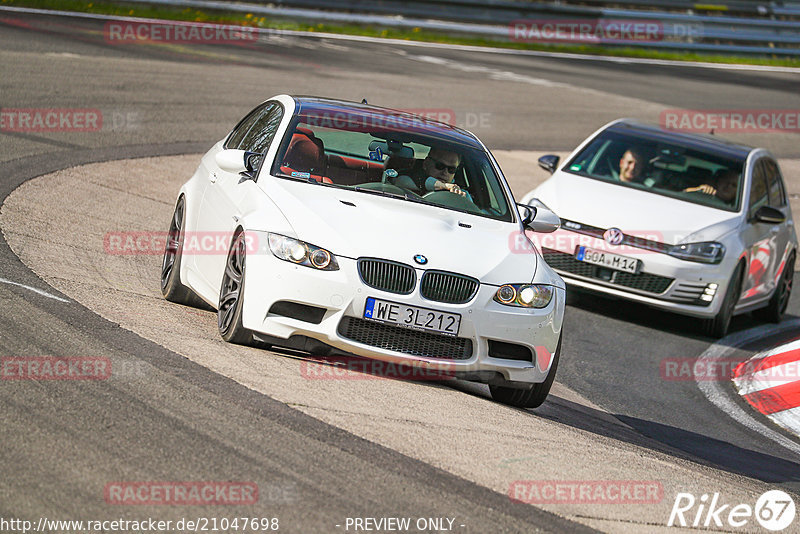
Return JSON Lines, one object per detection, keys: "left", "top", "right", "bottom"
{"left": 270, "top": 110, "right": 514, "bottom": 222}
{"left": 564, "top": 130, "right": 746, "bottom": 212}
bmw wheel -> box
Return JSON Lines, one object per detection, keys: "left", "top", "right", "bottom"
{"left": 161, "top": 197, "right": 204, "bottom": 307}
{"left": 218, "top": 230, "right": 254, "bottom": 345}
{"left": 489, "top": 335, "right": 561, "bottom": 409}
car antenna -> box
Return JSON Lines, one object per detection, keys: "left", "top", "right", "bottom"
{"left": 361, "top": 98, "right": 368, "bottom": 104}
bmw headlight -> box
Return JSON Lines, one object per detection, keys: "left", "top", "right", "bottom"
{"left": 668, "top": 242, "right": 725, "bottom": 264}
{"left": 494, "top": 284, "right": 554, "bottom": 308}
{"left": 268, "top": 233, "right": 339, "bottom": 271}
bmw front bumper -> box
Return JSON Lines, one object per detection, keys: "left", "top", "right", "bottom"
{"left": 240, "top": 239, "right": 564, "bottom": 385}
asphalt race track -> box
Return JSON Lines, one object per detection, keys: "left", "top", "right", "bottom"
{"left": 2, "top": 10, "right": 800, "bottom": 534}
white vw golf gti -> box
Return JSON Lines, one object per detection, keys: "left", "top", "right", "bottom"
{"left": 521, "top": 119, "right": 797, "bottom": 337}
{"left": 161, "top": 95, "right": 565, "bottom": 408}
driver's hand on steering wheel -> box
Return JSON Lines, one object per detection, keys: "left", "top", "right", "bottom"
{"left": 433, "top": 179, "right": 466, "bottom": 197}
{"left": 683, "top": 184, "right": 716, "bottom": 195}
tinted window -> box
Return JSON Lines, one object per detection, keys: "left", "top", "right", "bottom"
{"left": 244, "top": 106, "right": 284, "bottom": 153}
{"left": 749, "top": 160, "right": 769, "bottom": 216}
{"left": 225, "top": 102, "right": 283, "bottom": 152}
{"left": 226, "top": 105, "right": 265, "bottom": 149}
{"left": 764, "top": 158, "right": 787, "bottom": 207}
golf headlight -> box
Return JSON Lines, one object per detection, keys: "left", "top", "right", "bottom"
{"left": 494, "top": 284, "right": 554, "bottom": 308}
{"left": 668, "top": 241, "right": 725, "bottom": 264}
{"left": 268, "top": 234, "right": 339, "bottom": 270}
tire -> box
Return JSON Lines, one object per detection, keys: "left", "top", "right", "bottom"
{"left": 217, "top": 230, "right": 254, "bottom": 345}
{"left": 755, "top": 252, "right": 795, "bottom": 323}
{"left": 489, "top": 335, "right": 562, "bottom": 409}
{"left": 161, "top": 197, "right": 205, "bottom": 307}
{"left": 565, "top": 287, "right": 582, "bottom": 306}
{"left": 702, "top": 262, "right": 745, "bottom": 338}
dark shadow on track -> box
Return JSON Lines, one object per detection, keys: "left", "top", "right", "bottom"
{"left": 564, "top": 272, "right": 800, "bottom": 347}
{"left": 535, "top": 397, "right": 800, "bottom": 492}
{"left": 444, "top": 377, "right": 800, "bottom": 493}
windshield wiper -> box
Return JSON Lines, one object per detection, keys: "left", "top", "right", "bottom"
{"left": 354, "top": 186, "right": 426, "bottom": 204}
{"left": 281, "top": 174, "right": 346, "bottom": 189}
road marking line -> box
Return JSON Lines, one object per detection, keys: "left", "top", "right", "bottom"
{"left": 695, "top": 321, "right": 800, "bottom": 455}
{"left": 0, "top": 277, "right": 70, "bottom": 303}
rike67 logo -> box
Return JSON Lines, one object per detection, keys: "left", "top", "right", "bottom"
{"left": 668, "top": 490, "right": 796, "bottom": 531}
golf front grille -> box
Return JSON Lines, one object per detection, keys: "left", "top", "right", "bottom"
{"left": 541, "top": 248, "right": 673, "bottom": 294}
{"left": 357, "top": 258, "right": 416, "bottom": 295}
{"left": 420, "top": 271, "right": 479, "bottom": 304}
{"left": 337, "top": 317, "right": 472, "bottom": 360}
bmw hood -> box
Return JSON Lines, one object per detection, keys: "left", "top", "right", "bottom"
{"left": 262, "top": 178, "right": 540, "bottom": 285}
{"left": 532, "top": 172, "right": 741, "bottom": 245}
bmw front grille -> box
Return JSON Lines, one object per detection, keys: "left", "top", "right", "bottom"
{"left": 420, "top": 271, "right": 479, "bottom": 304}
{"left": 358, "top": 259, "right": 479, "bottom": 304}
{"left": 357, "top": 258, "right": 415, "bottom": 295}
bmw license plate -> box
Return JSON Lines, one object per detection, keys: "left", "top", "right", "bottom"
{"left": 363, "top": 297, "right": 461, "bottom": 336}
{"left": 576, "top": 246, "right": 639, "bottom": 274}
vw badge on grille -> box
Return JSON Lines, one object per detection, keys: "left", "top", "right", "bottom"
{"left": 413, "top": 254, "right": 428, "bottom": 265}
{"left": 604, "top": 228, "right": 624, "bottom": 245}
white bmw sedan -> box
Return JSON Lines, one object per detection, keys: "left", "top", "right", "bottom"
{"left": 161, "top": 95, "right": 566, "bottom": 408}
{"left": 521, "top": 119, "right": 797, "bottom": 337}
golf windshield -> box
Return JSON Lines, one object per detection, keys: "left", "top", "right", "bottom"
{"left": 563, "top": 130, "right": 746, "bottom": 212}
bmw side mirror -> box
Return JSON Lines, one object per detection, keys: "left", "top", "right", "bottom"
{"left": 518, "top": 200, "right": 560, "bottom": 233}
{"left": 538, "top": 155, "right": 560, "bottom": 174}
{"left": 241, "top": 151, "right": 263, "bottom": 182}
{"left": 215, "top": 149, "right": 262, "bottom": 182}
{"left": 216, "top": 149, "right": 248, "bottom": 173}
{"left": 244, "top": 151, "right": 262, "bottom": 173}
{"left": 753, "top": 206, "right": 786, "bottom": 225}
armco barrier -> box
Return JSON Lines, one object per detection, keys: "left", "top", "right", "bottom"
{"left": 118, "top": 0, "right": 800, "bottom": 56}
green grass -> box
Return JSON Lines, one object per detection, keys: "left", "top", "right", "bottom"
{"left": 4, "top": 0, "right": 799, "bottom": 67}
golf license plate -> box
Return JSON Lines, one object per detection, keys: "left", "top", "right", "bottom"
{"left": 576, "top": 246, "right": 640, "bottom": 274}
{"left": 364, "top": 297, "right": 461, "bottom": 336}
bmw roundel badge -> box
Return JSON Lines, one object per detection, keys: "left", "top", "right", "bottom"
{"left": 413, "top": 254, "right": 428, "bottom": 265}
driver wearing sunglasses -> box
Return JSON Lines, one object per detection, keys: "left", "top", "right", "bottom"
{"left": 391, "top": 147, "right": 470, "bottom": 199}
{"left": 410, "top": 148, "right": 467, "bottom": 196}
{"left": 422, "top": 148, "right": 465, "bottom": 195}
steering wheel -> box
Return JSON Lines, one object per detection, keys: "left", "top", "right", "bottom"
{"left": 422, "top": 190, "right": 480, "bottom": 211}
